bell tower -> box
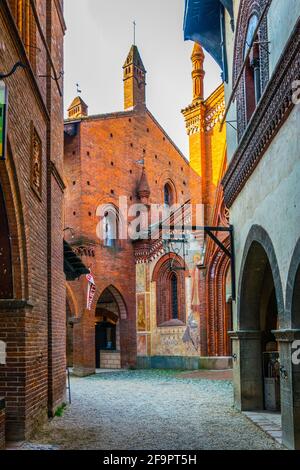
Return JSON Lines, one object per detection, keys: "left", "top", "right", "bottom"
{"left": 182, "top": 42, "right": 206, "bottom": 178}
{"left": 123, "top": 45, "right": 146, "bottom": 110}
{"left": 191, "top": 42, "right": 205, "bottom": 102}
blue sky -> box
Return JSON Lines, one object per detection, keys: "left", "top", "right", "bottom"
{"left": 64, "top": 0, "right": 222, "bottom": 157}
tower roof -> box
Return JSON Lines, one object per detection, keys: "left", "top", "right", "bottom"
{"left": 123, "top": 45, "right": 146, "bottom": 72}
{"left": 191, "top": 42, "right": 205, "bottom": 61}
{"left": 67, "top": 96, "right": 88, "bottom": 119}
{"left": 67, "top": 96, "right": 88, "bottom": 111}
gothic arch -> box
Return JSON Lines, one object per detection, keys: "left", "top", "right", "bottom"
{"left": 286, "top": 238, "right": 300, "bottom": 329}
{"left": 66, "top": 282, "right": 79, "bottom": 318}
{"left": 238, "top": 225, "right": 284, "bottom": 330}
{"left": 163, "top": 178, "right": 177, "bottom": 206}
{"left": 0, "top": 140, "right": 28, "bottom": 299}
{"left": 233, "top": 0, "right": 269, "bottom": 139}
{"left": 94, "top": 285, "right": 128, "bottom": 321}
{"left": 96, "top": 201, "right": 126, "bottom": 247}
{"left": 158, "top": 171, "right": 178, "bottom": 205}
{"left": 206, "top": 241, "right": 231, "bottom": 356}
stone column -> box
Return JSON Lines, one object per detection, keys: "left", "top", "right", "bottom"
{"left": 273, "top": 329, "right": 300, "bottom": 450}
{"left": 230, "top": 330, "right": 263, "bottom": 411}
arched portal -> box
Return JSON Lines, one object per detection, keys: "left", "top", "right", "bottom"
{"left": 238, "top": 235, "right": 283, "bottom": 412}
{"left": 95, "top": 286, "right": 127, "bottom": 369}
{"left": 206, "top": 243, "right": 231, "bottom": 357}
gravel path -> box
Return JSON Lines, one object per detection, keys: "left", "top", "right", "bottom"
{"left": 30, "top": 370, "right": 281, "bottom": 450}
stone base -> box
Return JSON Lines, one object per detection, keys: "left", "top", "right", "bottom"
{"left": 100, "top": 351, "right": 121, "bottom": 369}
{"left": 199, "top": 357, "right": 233, "bottom": 370}
{"left": 137, "top": 356, "right": 233, "bottom": 371}
{"left": 72, "top": 367, "right": 95, "bottom": 377}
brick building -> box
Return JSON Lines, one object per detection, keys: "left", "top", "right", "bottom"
{"left": 64, "top": 42, "right": 230, "bottom": 374}
{"left": 0, "top": 0, "right": 67, "bottom": 443}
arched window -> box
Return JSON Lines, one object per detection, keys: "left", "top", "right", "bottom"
{"left": 164, "top": 184, "right": 171, "bottom": 206}
{"left": 103, "top": 210, "right": 118, "bottom": 248}
{"left": 171, "top": 274, "right": 179, "bottom": 320}
{"left": 233, "top": 0, "right": 269, "bottom": 140}
{"left": 244, "top": 14, "right": 261, "bottom": 122}
{"left": 153, "top": 255, "right": 186, "bottom": 326}
{"left": 164, "top": 183, "right": 174, "bottom": 206}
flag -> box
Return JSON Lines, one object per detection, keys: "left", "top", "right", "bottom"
{"left": 86, "top": 271, "right": 96, "bottom": 310}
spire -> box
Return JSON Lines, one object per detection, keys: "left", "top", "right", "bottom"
{"left": 137, "top": 167, "right": 150, "bottom": 203}
{"left": 67, "top": 96, "right": 88, "bottom": 119}
{"left": 123, "top": 45, "right": 147, "bottom": 110}
{"left": 191, "top": 42, "right": 205, "bottom": 102}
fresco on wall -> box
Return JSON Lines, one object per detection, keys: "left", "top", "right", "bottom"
{"left": 137, "top": 294, "right": 146, "bottom": 331}
{"left": 182, "top": 313, "right": 200, "bottom": 352}
{"left": 191, "top": 254, "right": 202, "bottom": 312}
{"left": 136, "top": 264, "right": 146, "bottom": 293}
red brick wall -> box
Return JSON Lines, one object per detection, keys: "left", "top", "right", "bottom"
{"left": 0, "top": 0, "right": 65, "bottom": 439}
{"left": 46, "top": 0, "right": 66, "bottom": 418}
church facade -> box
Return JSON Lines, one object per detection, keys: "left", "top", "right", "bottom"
{"left": 64, "top": 43, "right": 229, "bottom": 375}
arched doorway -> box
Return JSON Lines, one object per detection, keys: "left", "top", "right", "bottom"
{"left": 238, "top": 238, "right": 282, "bottom": 412}
{"left": 95, "top": 287, "right": 124, "bottom": 369}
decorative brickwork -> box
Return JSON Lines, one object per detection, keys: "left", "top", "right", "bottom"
{"left": 223, "top": 17, "right": 300, "bottom": 207}
{"left": 233, "top": 0, "right": 270, "bottom": 141}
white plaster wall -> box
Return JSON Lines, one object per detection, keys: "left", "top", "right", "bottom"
{"left": 231, "top": 105, "right": 300, "bottom": 329}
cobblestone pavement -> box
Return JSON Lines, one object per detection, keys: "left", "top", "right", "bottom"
{"left": 28, "top": 370, "right": 281, "bottom": 450}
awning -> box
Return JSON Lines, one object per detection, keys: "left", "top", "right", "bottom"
{"left": 183, "top": 0, "right": 233, "bottom": 79}
{"left": 63, "top": 240, "right": 90, "bottom": 281}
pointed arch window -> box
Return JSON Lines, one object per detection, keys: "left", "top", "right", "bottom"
{"left": 103, "top": 210, "right": 118, "bottom": 248}
{"left": 171, "top": 273, "right": 179, "bottom": 320}
{"left": 153, "top": 255, "right": 186, "bottom": 326}
{"left": 244, "top": 14, "right": 261, "bottom": 122}
{"left": 164, "top": 183, "right": 174, "bottom": 207}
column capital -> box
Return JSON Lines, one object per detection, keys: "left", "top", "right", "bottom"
{"left": 228, "top": 330, "right": 262, "bottom": 340}
{"left": 272, "top": 329, "right": 300, "bottom": 342}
